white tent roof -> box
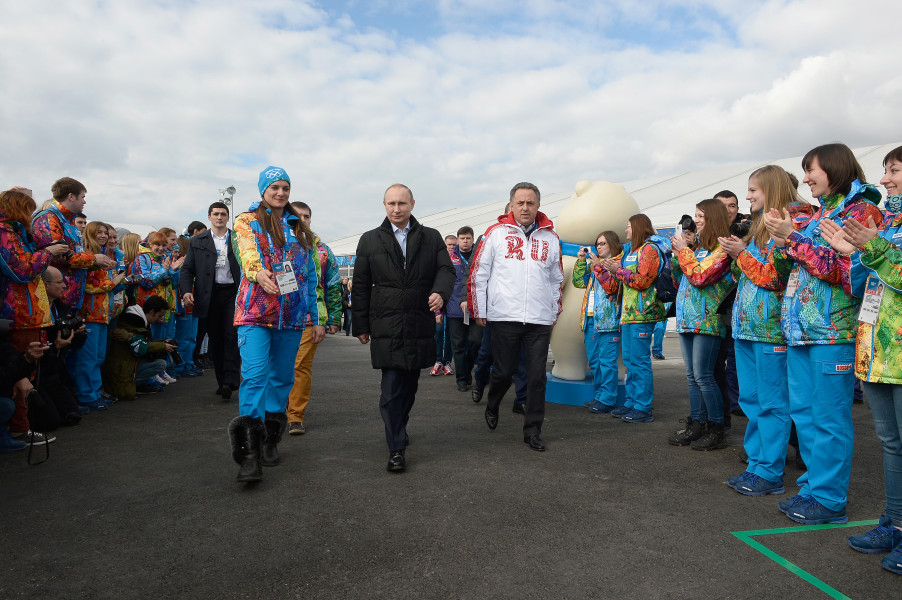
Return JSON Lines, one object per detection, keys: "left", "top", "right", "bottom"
{"left": 326, "top": 142, "right": 899, "bottom": 256}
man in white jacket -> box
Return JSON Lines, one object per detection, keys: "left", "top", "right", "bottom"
{"left": 468, "top": 182, "right": 563, "bottom": 451}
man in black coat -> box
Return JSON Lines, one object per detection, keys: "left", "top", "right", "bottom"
{"left": 179, "top": 201, "right": 242, "bottom": 399}
{"left": 352, "top": 183, "right": 455, "bottom": 472}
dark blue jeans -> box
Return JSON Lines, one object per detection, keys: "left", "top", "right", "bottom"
{"left": 679, "top": 332, "right": 724, "bottom": 425}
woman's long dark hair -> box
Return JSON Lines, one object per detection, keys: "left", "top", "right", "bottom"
{"left": 628, "top": 214, "right": 655, "bottom": 250}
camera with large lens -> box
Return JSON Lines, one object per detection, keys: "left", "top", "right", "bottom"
{"left": 730, "top": 219, "right": 752, "bottom": 238}
{"left": 57, "top": 314, "right": 84, "bottom": 340}
{"left": 164, "top": 339, "right": 184, "bottom": 364}
{"left": 678, "top": 214, "right": 697, "bottom": 233}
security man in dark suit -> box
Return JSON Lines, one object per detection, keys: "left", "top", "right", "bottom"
{"left": 180, "top": 202, "right": 241, "bottom": 399}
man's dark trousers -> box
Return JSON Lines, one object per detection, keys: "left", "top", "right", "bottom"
{"left": 205, "top": 283, "right": 240, "bottom": 390}
{"left": 447, "top": 318, "right": 482, "bottom": 386}
{"left": 485, "top": 321, "right": 551, "bottom": 436}
{"left": 475, "top": 323, "right": 527, "bottom": 403}
{"left": 380, "top": 368, "right": 420, "bottom": 451}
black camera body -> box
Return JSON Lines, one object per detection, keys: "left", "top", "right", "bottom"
{"left": 57, "top": 314, "right": 84, "bottom": 340}
{"left": 730, "top": 219, "right": 752, "bottom": 238}
{"left": 678, "top": 214, "right": 697, "bottom": 233}
{"left": 164, "top": 339, "right": 184, "bottom": 365}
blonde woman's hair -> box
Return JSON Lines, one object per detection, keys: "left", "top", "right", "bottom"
{"left": 120, "top": 233, "right": 142, "bottom": 266}
{"left": 747, "top": 165, "right": 796, "bottom": 248}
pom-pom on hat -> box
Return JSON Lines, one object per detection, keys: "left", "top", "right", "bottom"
{"left": 258, "top": 166, "right": 290, "bottom": 198}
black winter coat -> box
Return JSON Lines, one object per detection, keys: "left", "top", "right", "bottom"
{"left": 352, "top": 216, "right": 455, "bottom": 370}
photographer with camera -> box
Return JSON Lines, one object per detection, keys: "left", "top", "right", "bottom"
{"left": 104, "top": 295, "right": 178, "bottom": 401}
{"left": 1, "top": 327, "right": 47, "bottom": 453}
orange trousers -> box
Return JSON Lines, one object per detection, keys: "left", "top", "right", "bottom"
{"left": 286, "top": 327, "right": 319, "bottom": 423}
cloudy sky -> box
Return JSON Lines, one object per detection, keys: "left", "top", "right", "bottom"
{"left": 2, "top": 0, "right": 899, "bottom": 243}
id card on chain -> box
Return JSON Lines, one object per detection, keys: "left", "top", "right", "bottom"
{"left": 785, "top": 269, "right": 800, "bottom": 298}
{"left": 858, "top": 277, "right": 885, "bottom": 325}
{"left": 271, "top": 261, "right": 299, "bottom": 295}
{"left": 215, "top": 249, "right": 226, "bottom": 268}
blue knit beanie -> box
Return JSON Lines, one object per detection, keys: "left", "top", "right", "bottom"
{"left": 257, "top": 166, "right": 290, "bottom": 198}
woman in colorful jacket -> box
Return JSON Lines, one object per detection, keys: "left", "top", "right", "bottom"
{"left": 718, "top": 166, "right": 796, "bottom": 495}
{"left": 104, "top": 224, "right": 127, "bottom": 327}
{"left": 0, "top": 189, "right": 70, "bottom": 438}
{"left": 131, "top": 231, "right": 177, "bottom": 341}
{"left": 763, "top": 142, "right": 884, "bottom": 525}
{"left": 822, "top": 145, "right": 902, "bottom": 576}
{"left": 69, "top": 222, "right": 125, "bottom": 411}
{"left": 602, "top": 214, "right": 666, "bottom": 423}
{"left": 227, "top": 166, "right": 323, "bottom": 484}
{"left": 667, "top": 199, "right": 735, "bottom": 450}
{"left": 574, "top": 231, "right": 623, "bottom": 414}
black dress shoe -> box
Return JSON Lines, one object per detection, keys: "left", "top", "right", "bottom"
{"left": 217, "top": 386, "right": 232, "bottom": 399}
{"left": 485, "top": 408, "right": 498, "bottom": 430}
{"left": 386, "top": 450, "right": 405, "bottom": 472}
{"left": 524, "top": 434, "right": 546, "bottom": 452}
{"left": 457, "top": 382, "right": 470, "bottom": 392}
{"left": 472, "top": 386, "right": 484, "bottom": 404}
{"left": 512, "top": 403, "right": 525, "bottom": 415}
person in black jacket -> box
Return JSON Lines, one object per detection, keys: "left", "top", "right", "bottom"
{"left": 352, "top": 183, "right": 455, "bottom": 472}
{"left": 179, "top": 202, "right": 242, "bottom": 399}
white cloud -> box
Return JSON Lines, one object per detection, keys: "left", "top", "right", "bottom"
{"left": 1, "top": 0, "right": 900, "bottom": 243}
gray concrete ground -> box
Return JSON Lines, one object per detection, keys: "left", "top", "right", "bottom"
{"left": 1, "top": 334, "right": 898, "bottom": 599}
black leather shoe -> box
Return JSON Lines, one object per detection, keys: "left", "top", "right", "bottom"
{"left": 217, "top": 386, "right": 232, "bottom": 400}
{"left": 457, "top": 382, "right": 470, "bottom": 392}
{"left": 386, "top": 450, "right": 405, "bottom": 472}
{"left": 524, "top": 434, "right": 546, "bottom": 452}
{"left": 472, "top": 386, "right": 484, "bottom": 404}
{"left": 485, "top": 408, "right": 498, "bottom": 430}
{"left": 512, "top": 403, "right": 525, "bottom": 415}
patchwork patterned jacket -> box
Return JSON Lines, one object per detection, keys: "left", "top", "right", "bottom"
{"left": 80, "top": 266, "right": 117, "bottom": 324}
{"left": 307, "top": 235, "right": 342, "bottom": 327}
{"left": 731, "top": 238, "right": 789, "bottom": 344}
{"left": 848, "top": 212, "right": 902, "bottom": 383}
{"left": 614, "top": 240, "right": 666, "bottom": 324}
{"left": 130, "top": 247, "right": 176, "bottom": 317}
{"left": 773, "top": 180, "right": 884, "bottom": 345}
{"left": 0, "top": 214, "right": 53, "bottom": 329}
{"left": 672, "top": 245, "right": 734, "bottom": 337}
{"left": 572, "top": 253, "right": 622, "bottom": 333}
{"left": 233, "top": 203, "right": 318, "bottom": 330}
{"left": 31, "top": 200, "right": 97, "bottom": 310}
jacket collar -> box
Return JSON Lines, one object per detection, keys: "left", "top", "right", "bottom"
{"left": 496, "top": 211, "right": 554, "bottom": 231}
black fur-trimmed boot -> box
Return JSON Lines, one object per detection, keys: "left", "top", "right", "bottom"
{"left": 262, "top": 412, "right": 288, "bottom": 467}
{"left": 229, "top": 415, "right": 265, "bottom": 483}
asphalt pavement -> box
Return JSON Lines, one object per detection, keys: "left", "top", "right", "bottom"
{"left": 0, "top": 333, "right": 897, "bottom": 599}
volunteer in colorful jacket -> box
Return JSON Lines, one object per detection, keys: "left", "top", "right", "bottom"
{"left": 131, "top": 231, "right": 177, "bottom": 340}
{"left": 719, "top": 166, "right": 795, "bottom": 496}
{"left": 668, "top": 199, "right": 735, "bottom": 451}
{"left": 228, "top": 166, "right": 322, "bottom": 484}
{"left": 70, "top": 222, "right": 125, "bottom": 411}
{"left": 470, "top": 182, "right": 564, "bottom": 452}
{"left": 823, "top": 145, "right": 902, "bottom": 576}
{"left": 602, "top": 214, "right": 666, "bottom": 423}
{"left": 31, "top": 177, "right": 115, "bottom": 310}
{"left": 573, "top": 231, "right": 622, "bottom": 414}
{"left": 764, "top": 142, "right": 884, "bottom": 525}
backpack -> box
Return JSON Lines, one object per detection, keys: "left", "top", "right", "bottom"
{"left": 650, "top": 240, "right": 678, "bottom": 303}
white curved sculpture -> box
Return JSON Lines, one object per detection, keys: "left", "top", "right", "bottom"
{"left": 550, "top": 180, "right": 640, "bottom": 380}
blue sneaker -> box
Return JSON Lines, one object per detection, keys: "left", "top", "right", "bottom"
{"left": 586, "top": 400, "right": 603, "bottom": 411}
{"left": 882, "top": 541, "right": 902, "bottom": 575}
{"left": 778, "top": 494, "right": 807, "bottom": 515}
{"left": 849, "top": 516, "right": 902, "bottom": 554}
{"left": 621, "top": 409, "right": 654, "bottom": 423}
{"left": 727, "top": 471, "right": 753, "bottom": 490}
{"left": 82, "top": 400, "right": 108, "bottom": 412}
{"left": 785, "top": 497, "right": 848, "bottom": 525}
{"left": 735, "top": 474, "right": 784, "bottom": 497}
{"left": 610, "top": 406, "right": 630, "bottom": 418}
{"left": 590, "top": 402, "right": 617, "bottom": 414}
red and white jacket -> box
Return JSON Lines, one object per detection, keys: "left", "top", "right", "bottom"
{"left": 468, "top": 212, "right": 563, "bottom": 325}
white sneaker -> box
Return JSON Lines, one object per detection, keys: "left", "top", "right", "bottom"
{"left": 156, "top": 374, "right": 174, "bottom": 385}
{"left": 10, "top": 430, "right": 56, "bottom": 445}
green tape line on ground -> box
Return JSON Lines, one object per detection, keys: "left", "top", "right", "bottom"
{"left": 732, "top": 520, "right": 877, "bottom": 600}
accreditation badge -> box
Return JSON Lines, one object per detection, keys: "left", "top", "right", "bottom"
{"left": 858, "top": 277, "right": 884, "bottom": 325}
{"left": 272, "top": 261, "right": 299, "bottom": 295}
{"left": 785, "top": 269, "right": 800, "bottom": 298}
